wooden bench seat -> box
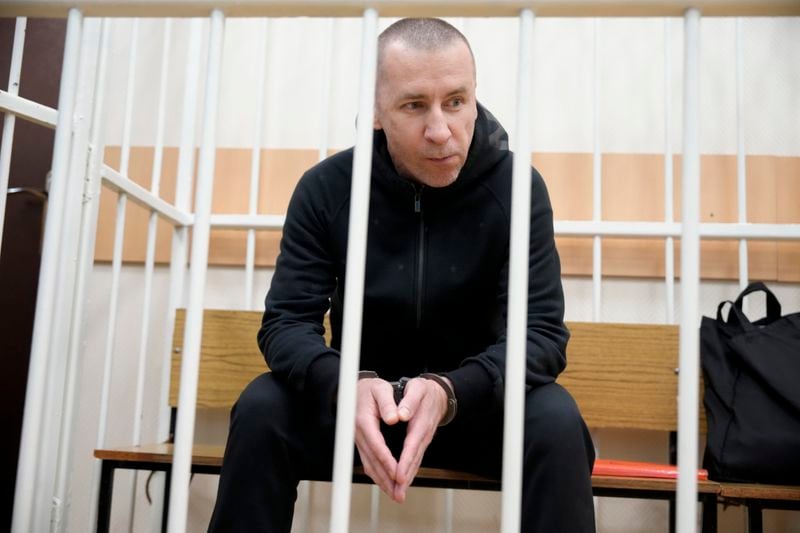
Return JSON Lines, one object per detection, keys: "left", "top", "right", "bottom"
{"left": 93, "top": 310, "right": 800, "bottom": 532}
{"left": 95, "top": 443, "right": 723, "bottom": 494}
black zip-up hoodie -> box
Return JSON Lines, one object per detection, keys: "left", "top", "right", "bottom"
{"left": 259, "top": 104, "right": 569, "bottom": 425}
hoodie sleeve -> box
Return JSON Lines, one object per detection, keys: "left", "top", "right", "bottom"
{"left": 257, "top": 170, "right": 341, "bottom": 418}
{"left": 444, "top": 167, "right": 569, "bottom": 419}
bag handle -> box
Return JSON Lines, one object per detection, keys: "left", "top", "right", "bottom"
{"left": 717, "top": 282, "right": 782, "bottom": 329}
{"left": 733, "top": 281, "right": 781, "bottom": 319}
{"left": 716, "top": 300, "right": 732, "bottom": 321}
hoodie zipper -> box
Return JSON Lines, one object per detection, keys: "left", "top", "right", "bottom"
{"left": 414, "top": 187, "right": 425, "bottom": 331}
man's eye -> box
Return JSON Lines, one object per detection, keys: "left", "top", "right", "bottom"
{"left": 403, "top": 102, "right": 423, "bottom": 110}
{"left": 448, "top": 97, "right": 464, "bottom": 108}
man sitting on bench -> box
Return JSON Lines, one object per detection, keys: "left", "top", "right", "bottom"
{"left": 208, "top": 17, "right": 596, "bottom": 533}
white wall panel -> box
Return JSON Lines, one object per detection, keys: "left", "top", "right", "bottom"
{"left": 700, "top": 18, "right": 738, "bottom": 156}
{"left": 103, "top": 18, "right": 209, "bottom": 149}
{"left": 99, "top": 17, "right": 799, "bottom": 156}
{"left": 741, "top": 18, "right": 800, "bottom": 156}
{"left": 598, "top": 18, "right": 673, "bottom": 155}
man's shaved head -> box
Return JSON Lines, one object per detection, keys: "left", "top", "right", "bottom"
{"left": 372, "top": 18, "right": 478, "bottom": 188}
{"left": 377, "top": 18, "right": 475, "bottom": 81}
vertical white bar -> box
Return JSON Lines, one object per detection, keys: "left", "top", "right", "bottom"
{"left": 443, "top": 488, "right": 454, "bottom": 533}
{"left": 318, "top": 18, "right": 335, "bottom": 163}
{"left": 148, "top": 19, "right": 172, "bottom": 199}
{"left": 127, "top": 18, "right": 173, "bottom": 532}
{"left": 39, "top": 20, "right": 99, "bottom": 530}
{"left": 11, "top": 10, "right": 82, "bottom": 533}
{"left": 677, "top": 8, "right": 701, "bottom": 533}
{"left": 369, "top": 485, "right": 380, "bottom": 533}
{"left": 132, "top": 16, "right": 171, "bottom": 449}
{"left": 735, "top": 18, "right": 748, "bottom": 296}
{"left": 88, "top": 190, "right": 127, "bottom": 513}
{"left": 245, "top": 18, "right": 269, "bottom": 311}
{"left": 297, "top": 19, "right": 336, "bottom": 529}
{"left": 87, "top": 16, "right": 140, "bottom": 529}
{"left": 120, "top": 19, "right": 139, "bottom": 177}
{"left": 50, "top": 18, "right": 106, "bottom": 533}
{"left": 167, "top": 10, "right": 225, "bottom": 533}
{"left": 0, "top": 17, "right": 27, "bottom": 255}
{"left": 591, "top": 18, "right": 602, "bottom": 322}
{"left": 149, "top": 19, "right": 203, "bottom": 532}
{"left": 501, "top": 9, "right": 533, "bottom": 533}
{"left": 446, "top": 23, "right": 463, "bottom": 533}
{"left": 157, "top": 17, "right": 202, "bottom": 444}
{"left": 329, "top": 8, "right": 377, "bottom": 533}
{"left": 664, "top": 18, "right": 676, "bottom": 324}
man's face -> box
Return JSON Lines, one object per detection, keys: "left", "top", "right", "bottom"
{"left": 374, "top": 40, "right": 477, "bottom": 188}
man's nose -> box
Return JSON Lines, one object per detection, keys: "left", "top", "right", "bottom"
{"left": 424, "top": 110, "right": 451, "bottom": 144}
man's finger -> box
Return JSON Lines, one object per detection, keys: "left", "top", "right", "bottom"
{"left": 372, "top": 381, "right": 400, "bottom": 425}
{"left": 356, "top": 413, "right": 398, "bottom": 477}
{"left": 396, "top": 426, "right": 426, "bottom": 486}
{"left": 355, "top": 378, "right": 401, "bottom": 496}
{"left": 356, "top": 444, "right": 395, "bottom": 494}
{"left": 394, "top": 445, "right": 425, "bottom": 503}
{"left": 355, "top": 429, "right": 398, "bottom": 495}
{"left": 396, "top": 378, "right": 426, "bottom": 422}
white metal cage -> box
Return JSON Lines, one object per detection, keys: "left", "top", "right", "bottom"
{"left": 1, "top": 2, "right": 799, "bottom": 533}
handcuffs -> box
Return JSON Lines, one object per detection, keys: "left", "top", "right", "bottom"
{"left": 358, "top": 370, "right": 458, "bottom": 426}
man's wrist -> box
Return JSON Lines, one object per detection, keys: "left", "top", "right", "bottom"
{"left": 419, "top": 373, "right": 457, "bottom": 426}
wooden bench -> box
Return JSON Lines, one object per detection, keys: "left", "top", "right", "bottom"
{"left": 94, "top": 310, "right": 800, "bottom": 532}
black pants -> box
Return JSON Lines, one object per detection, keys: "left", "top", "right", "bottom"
{"left": 208, "top": 373, "right": 596, "bottom": 532}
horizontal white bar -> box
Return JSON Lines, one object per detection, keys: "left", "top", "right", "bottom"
{"left": 557, "top": 221, "right": 681, "bottom": 237}
{"left": 701, "top": 222, "right": 800, "bottom": 240}
{"left": 0, "top": 90, "right": 58, "bottom": 128}
{"left": 91, "top": 213, "right": 800, "bottom": 241}
{"left": 555, "top": 220, "right": 800, "bottom": 240}
{"left": 101, "top": 164, "right": 193, "bottom": 227}
{"left": 2, "top": 0, "right": 799, "bottom": 18}
{"left": 209, "top": 213, "right": 285, "bottom": 230}
{"left": 202, "top": 217, "right": 800, "bottom": 240}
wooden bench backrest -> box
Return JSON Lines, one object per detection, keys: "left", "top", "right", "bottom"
{"left": 170, "top": 309, "right": 266, "bottom": 408}
{"left": 558, "top": 322, "right": 703, "bottom": 432}
{"left": 170, "top": 310, "right": 703, "bottom": 432}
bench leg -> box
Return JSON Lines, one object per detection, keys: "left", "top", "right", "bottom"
{"left": 746, "top": 503, "right": 762, "bottom": 533}
{"left": 701, "top": 495, "right": 717, "bottom": 533}
{"left": 668, "top": 497, "right": 675, "bottom": 533}
{"left": 96, "top": 460, "right": 114, "bottom": 533}
{"left": 161, "top": 469, "right": 172, "bottom": 533}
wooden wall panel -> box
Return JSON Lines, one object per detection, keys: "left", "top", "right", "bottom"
{"left": 674, "top": 154, "right": 780, "bottom": 281}
{"left": 534, "top": 151, "right": 593, "bottom": 220}
{"left": 744, "top": 155, "right": 779, "bottom": 281}
{"left": 95, "top": 147, "right": 800, "bottom": 282}
{"left": 602, "top": 154, "right": 666, "bottom": 277}
{"left": 535, "top": 152, "right": 595, "bottom": 277}
{"left": 206, "top": 148, "right": 317, "bottom": 266}
{"left": 96, "top": 146, "right": 178, "bottom": 263}
{"left": 97, "top": 147, "right": 318, "bottom": 267}
{"left": 772, "top": 156, "right": 800, "bottom": 282}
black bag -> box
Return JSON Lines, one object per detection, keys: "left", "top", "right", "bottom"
{"left": 700, "top": 281, "right": 800, "bottom": 484}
